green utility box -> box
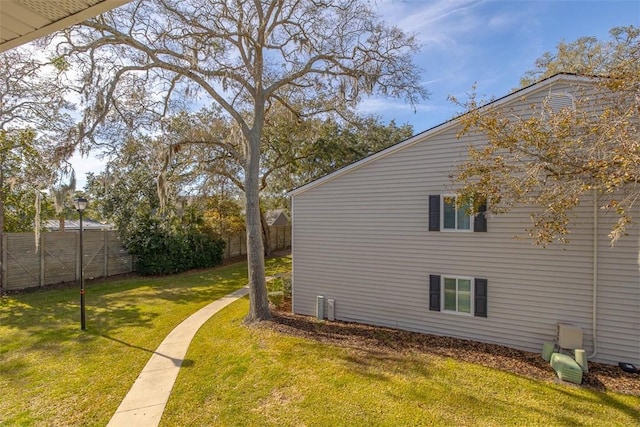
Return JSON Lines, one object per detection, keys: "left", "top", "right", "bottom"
{"left": 550, "top": 353, "right": 583, "bottom": 385}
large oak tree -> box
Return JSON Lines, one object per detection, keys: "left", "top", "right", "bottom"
{"left": 58, "top": 0, "right": 426, "bottom": 321}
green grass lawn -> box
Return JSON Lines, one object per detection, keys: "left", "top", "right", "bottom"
{"left": 163, "top": 299, "right": 640, "bottom": 426}
{"left": 2, "top": 255, "right": 639, "bottom": 426}
{"left": 0, "top": 257, "right": 290, "bottom": 426}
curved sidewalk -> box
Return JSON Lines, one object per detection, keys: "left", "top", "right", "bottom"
{"left": 107, "top": 286, "right": 250, "bottom": 427}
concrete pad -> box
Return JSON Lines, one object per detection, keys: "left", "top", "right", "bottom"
{"left": 107, "top": 286, "right": 249, "bottom": 427}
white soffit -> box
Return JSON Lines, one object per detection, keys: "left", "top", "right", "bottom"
{"left": 0, "top": 0, "right": 131, "bottom": 53}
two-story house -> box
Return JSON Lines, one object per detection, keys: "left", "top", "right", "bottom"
{"left": 288, "top": 73, "right": 639, "bottom": 367}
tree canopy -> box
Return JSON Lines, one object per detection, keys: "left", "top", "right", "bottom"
{"left": 520, "top": 26, "right": 639, "bottom": 87}
{"left": 164, "top": 106, "right": 413, "bottom": 205}
{"left": 58, "top": 0, "right": 426, "bottom": 321}
{"left": 454, "top": 26, "right": 639, "bottom": 245}
{"left": 0, "top": 45, "right": 78, "bottom": 293}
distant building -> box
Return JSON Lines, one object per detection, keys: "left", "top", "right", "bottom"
{"left": 265, "top": 209, "right": 291, "bottom": 227}
{"left": 44, "top": 219, "right": 115, "bottom": 231}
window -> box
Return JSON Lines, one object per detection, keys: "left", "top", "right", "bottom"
{"left": 429, "top": 274, "right": 487, "bottom": 317}
{"left": 443, "top": 276, "right": 472, "bottom": 314}
{"left": 428, "top": 194, "right": 487, "bottom": 232}
{"left": 442, "top": 195, "right": 472, "bottom": 231}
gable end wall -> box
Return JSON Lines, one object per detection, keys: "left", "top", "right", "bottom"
{"left": 291, "top": 79, "right": 640, "bottom": 366}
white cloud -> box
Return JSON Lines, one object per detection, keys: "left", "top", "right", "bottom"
{"left": 488, "top": 13, "right": 516, "bottom": 31}
{"left": 70, "top": 149, "right": 108, "bottom": 190}
{"left": 358, "top": 96, "right": 437, "bottom": 115}
{"left": 376, "top": 0, "right": 488, "bottom": 47}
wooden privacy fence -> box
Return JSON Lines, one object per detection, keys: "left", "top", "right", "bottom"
{"left": 3, "top": 225, "right": 291, "bottom": 291}
{"left": 223, "top": 225, "right": 292, "bottom": 258}
{"left": 3, "top": 230, "right": 134, "bottom": 292}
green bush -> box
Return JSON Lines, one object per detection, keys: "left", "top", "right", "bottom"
{"left": 185, "top": 229, "right": 225, "bottom": 269}
{"left": 125, "top": 215, "right": 225, "bottom": 276}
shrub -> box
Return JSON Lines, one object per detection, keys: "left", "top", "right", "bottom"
{"left": 125, "top": 215, "right": 225, "bottom": 276}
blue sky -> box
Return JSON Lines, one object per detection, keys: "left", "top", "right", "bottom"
{"left": 361, "top": 0, "right": 640, "bottom": 131}
{"left": 72, "top": 0, "right": 640, "bottom": 188}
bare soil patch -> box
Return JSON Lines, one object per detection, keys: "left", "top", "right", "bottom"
{"left": 262, "top": 306, "right": 640, "bottom": 396}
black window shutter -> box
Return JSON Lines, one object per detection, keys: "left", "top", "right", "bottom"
{"left": 474, "top": 278, "right": 488, "bottom": 317}
{"left": 474, "top": 202, "right": 487, "bottom": 232}
{"left": 428, "top": 195, "right": 440, "bottom": 231}
{"left": 429, "top": 275, "right": 441, "bottom": 311}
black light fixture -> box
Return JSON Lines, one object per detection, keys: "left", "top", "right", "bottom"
{"left": 74, "top": 197, "right": 88, "bottom": 330}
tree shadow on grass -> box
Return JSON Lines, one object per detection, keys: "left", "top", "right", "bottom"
{"left": 1, "top": 261, "right": 252, "bottom": 349}
{"left": 340, "top": 351, "right": 434, "bottom": 382}
{"left": 547, "top": 381, "right": 640, "bottom": 422}
{"left": 262, "top": 312, "right": 436, "bottom": 381}
{"left": 150, "top": 279, "right": 244, "bottom": 306}
{"left": 0, "top": 290, "right": 160, "bottom": 352}
{"left": 99, "top": 333, "right": 195, "bottom": 368}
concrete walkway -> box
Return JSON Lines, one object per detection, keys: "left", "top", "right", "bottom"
{"left": 107, "top": 286, "right": 250, "bottom": 427}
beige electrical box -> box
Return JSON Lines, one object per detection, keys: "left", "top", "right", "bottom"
{"left": 327, "top": 299, "right": 335, "bottom": 321}
{"left": 557, "top": 323, "right": 583, "bottom": 350}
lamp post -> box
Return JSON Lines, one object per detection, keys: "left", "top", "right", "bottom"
{"left": 74, "top": 197, "right": 88, "bottom": 331}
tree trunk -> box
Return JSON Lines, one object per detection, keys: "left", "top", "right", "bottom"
{"left": 0, "top": 163, "right": 4, "bottom": 295}
{"left": 260, "top": 209, "right": 272, "bottom": 257}
{"left": 244, "top": 130, "right": 272, "bottom": 322}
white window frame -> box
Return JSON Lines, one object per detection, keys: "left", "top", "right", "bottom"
{"left": 440, "top": 195, "right": 473, "bottom": 232}
{"left": 441, "top": 275, "right": 474, "bottom": 316}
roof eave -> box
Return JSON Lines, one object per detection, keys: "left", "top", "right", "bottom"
{"left": 0, "top": 0, "right": 132, "bottom": 53}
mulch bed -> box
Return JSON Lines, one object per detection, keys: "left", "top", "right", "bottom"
{"left": 260, "top": 305, "right": 640, "bottom": 396}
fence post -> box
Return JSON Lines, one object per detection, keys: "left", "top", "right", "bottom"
{"left": 40, "top": 233, "right": 45, "bottom": 287}
{"left": 103, "top": 230, "right": 108, "bottom": 278}
{"left": 2, "top": 233, "right": 6, "bottom": 291}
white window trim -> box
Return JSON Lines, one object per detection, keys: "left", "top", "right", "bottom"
{"left": 441, "top": 275, "right": 475, "bottom": 316}
{"left": 440, "top": 194, "right": 473, "bottom": 232}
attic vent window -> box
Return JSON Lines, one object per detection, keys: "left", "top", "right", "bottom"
{"left": 544, "top": 92, "right": 576, "bottom": 115}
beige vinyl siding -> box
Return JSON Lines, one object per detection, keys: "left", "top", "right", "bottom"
{"left": 594, "top": 210, "right": 640, "bottom": 364}
{"left": 291, "top": 77, "right": 639, "bottom": 366}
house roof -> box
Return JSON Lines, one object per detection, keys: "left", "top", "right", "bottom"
{"left": 288, "top": 73, "right": 597, "bottom": 198}
{"left": 265, "top": 209, "right": 291, "bottom": 226}
{"left": 44, "top": 219, "right": 114, "bottom": 231}
{"left": 0, "top": 0, "right": 131, "bottom": 53}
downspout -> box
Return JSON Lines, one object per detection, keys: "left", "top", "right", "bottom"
{"left": 290, "top": 196, "right": 295, "bottom": 314}
{"left": 589, "top": 189, "right": 598, "bottom": 359}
